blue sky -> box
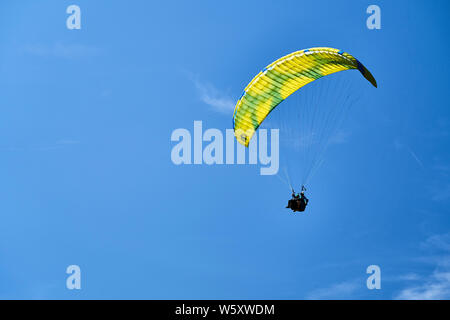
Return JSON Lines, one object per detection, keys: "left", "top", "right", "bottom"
{"left": 0, "top": 0, "right": 450, "bottom": 299}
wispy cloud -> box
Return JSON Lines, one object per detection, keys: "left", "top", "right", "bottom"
{"left": 383, "top": 273, "right": 422, "bottom": 282}
{"left": 306, "top": 280, "right": 360, "bottom": 299}
{"left": 394, "top": 138, "right": 424, "bottom": 168}
{"left": 395, "top": 270, "right": 450, "bottom": 300}
{"left": 397, "top": 273, "right": 422, "bottom": 281}
{"left": 21, "top": 43, "right": 101, "bottom": 59}
{"left": 407, "top": 147, "right": 424, "bottom": 167}
{"left": 395, "top": 233, "right": 450, "bottom": 300}
{"left": 430, "top": 184, "right": 450, "bottom": 202}
{"left": 433, "top": 164, "right": 450, "bottom": 175}
{"left": 190, "top": 75, "right": 235, "bottom": 114}
{"left": 421, "top": 233, "right": 450, "bottom": 252}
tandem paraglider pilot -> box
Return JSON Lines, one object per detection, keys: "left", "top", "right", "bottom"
{"left": 231, "top": 47, "right": 377, "bottom": 215}
{"left": 286, "top": 186, "right": 309, "bottom": 213}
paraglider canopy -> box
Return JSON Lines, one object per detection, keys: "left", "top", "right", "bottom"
{"left": 232, "top": 47, "right": 377, "bottom": 147}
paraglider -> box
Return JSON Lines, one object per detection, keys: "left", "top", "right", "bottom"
{"left": 232, "top": 47, "right": 377, "bottom": 213}
{"left": 286, "top": 186, "right": 309, "bottom": 213}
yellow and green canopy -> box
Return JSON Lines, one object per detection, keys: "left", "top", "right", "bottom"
{"left": 232, "top": 47, "right": 377, "bottom": 146}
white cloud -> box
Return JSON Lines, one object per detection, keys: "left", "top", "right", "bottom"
{"left": 384, "top": 273, "right": 422, "bottom": 282}
{"left": 407, "top": 147, "right": 424, "bottom": 168}
{"left": 397, "top": 273, "right": 421, "bottom": 281}
{"left": 306, "top": 280, "right": 359, "bottom": 300}
{"left": 395, "top": 270, "right": 450, "bottom": 300}
{"left": 422, "top": 233, "right": 450, "bottom": 252}
{"left": 395, "top": 233, "right": 450, "bottom": 300}
{"left": 431, "top": 184, "right": 450, "bottom": 202}
{"left": 191, "top": 76, "right": 235, "bottom": 114}
{"left": 394, "top": 138, "right": 424, "bottom": 168}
